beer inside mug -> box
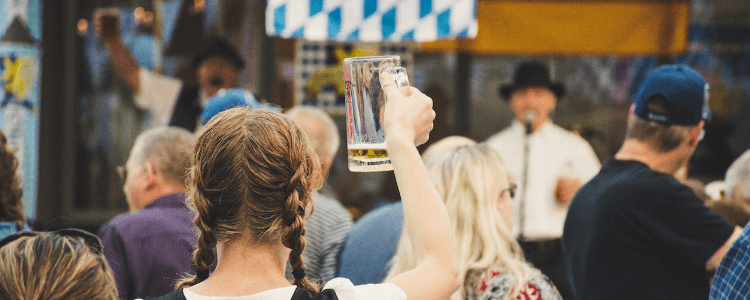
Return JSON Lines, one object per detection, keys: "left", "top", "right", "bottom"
{"left": 344, "top": 56, "right": 407, "bottom": 172}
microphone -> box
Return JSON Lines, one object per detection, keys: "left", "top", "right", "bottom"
{"left": 523, "top": 111, "right": 537, "bottom": 135}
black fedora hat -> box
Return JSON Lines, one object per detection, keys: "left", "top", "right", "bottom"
{"left": 193, "top": 37, "right": 245, "bottom": 70}
{"left": 499, "top": 62, "right": 565, "bottom": 101}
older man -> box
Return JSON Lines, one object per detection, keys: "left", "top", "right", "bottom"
{"left": 486, "top": 61, "right": 600, "bottom": 299}
{"left": 98, "top": 127, "right": 196, "bottom": 300}
{"left": 285, "top": 106, "right": 353, "bottom": 284}
{"left": 709, "top": 150, "right": 750, "bottom": 299}
{"left": 564, "top": 64, "right": 741, "bottom": 300}
{"left": 724, "top": 150, "right": 750, "bottom": 206}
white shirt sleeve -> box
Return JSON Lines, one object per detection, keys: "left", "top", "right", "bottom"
{"left": 136, "top": 67, "right": 184, "bottom": 125}
{"left": 324, "top": 278, "right": 407, "bottom": 300}
{"left": 574, "top": 137, "right": 602, "bottom": 183}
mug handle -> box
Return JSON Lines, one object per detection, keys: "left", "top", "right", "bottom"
{"left": 383, "top": 67, "right": 409, "bottom": 88}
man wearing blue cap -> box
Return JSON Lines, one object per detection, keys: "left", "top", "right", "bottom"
{"left": 562, "top": 64, "right": 742, "bottom": 300}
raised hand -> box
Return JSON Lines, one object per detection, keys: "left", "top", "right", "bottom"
{"left": 94, "top": 9, "right": 121, "bottom": 41}
{"left": 380, "top": 72, "right": 435, "bottom": 147}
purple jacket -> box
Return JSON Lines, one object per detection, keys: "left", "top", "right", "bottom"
{"left": 98, "top": 193, "right": 197, "bottom": 300}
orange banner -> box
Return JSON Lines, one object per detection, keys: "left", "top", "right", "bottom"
{"left": 421, "top": 0, "right": 690, "bottom": 55}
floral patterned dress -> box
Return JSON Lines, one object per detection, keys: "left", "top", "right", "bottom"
{"left": 466, "top": 264, "right": 562, "bottom": 300}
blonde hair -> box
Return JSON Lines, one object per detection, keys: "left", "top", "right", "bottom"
{"left": 386, "top": 143, "right": 538, "bottom": 300}
{"left": 0, "top": 232, "right": 118, "bottom": 300}
{"left": 175, "top": 108, "right": 323, "bottom": 291}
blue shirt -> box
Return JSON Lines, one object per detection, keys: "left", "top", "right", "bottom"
{"left": 710, "top": 223, "right": 750, "bottom": 300}
{"left": 0, "top": 222, "right": 30, "bottom": 240}
{"left": 337, "top": 202, "right": 403, "bottom": 285}
{"left": 98, "top": 193, "right": 196, "bottom": 300}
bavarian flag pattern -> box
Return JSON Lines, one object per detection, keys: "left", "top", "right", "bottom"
{"left": 266, "top": 0, "right": 478, "bottom": 42}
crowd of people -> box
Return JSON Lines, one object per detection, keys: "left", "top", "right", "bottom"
{"left": 3, "top": 11, "right": 750, "bottom": 300}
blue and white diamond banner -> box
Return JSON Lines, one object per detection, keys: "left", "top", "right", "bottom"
{"left": 267, "top": 0, "right": 477, "bottom": 42}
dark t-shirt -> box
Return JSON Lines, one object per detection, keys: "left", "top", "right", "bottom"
{"left": 562, "top": 159, "right": 735, "bottom": 300}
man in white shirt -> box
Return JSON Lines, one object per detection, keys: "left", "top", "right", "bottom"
{"left": 486, "top": 61, "right": 601, "bottom": 300}
{"left": 96, "top": 11, "right": 247, "bottom": 131}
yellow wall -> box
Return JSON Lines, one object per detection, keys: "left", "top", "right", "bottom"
{"left": 422, "top": 0, "right": 690, "bottom": 55}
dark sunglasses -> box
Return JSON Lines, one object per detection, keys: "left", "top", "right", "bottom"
{"left": 501, "top": 182, "right": 517, "bottom": 199}
{"left": 0, "top": 228, "right": 104, "bottom": 255}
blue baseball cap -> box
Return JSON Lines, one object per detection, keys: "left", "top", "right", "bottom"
{"left": 201, "top": 88, "right": 281, "bottom": 125}
{"left": 633, "top": 64, "right": 710, "bottom": 126}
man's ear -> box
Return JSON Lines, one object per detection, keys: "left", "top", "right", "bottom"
{"left": 143, "top": 162, "right": 158, "bottom": 188}
{"left": 689, "top": 121, "right": 705, "bottom": 145}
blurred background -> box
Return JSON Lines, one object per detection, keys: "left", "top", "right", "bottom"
{"left": 2, "top": 0, "right": 749, "bottom": 231}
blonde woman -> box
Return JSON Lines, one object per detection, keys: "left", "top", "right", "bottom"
{"left": 386, "top": 142, "right": 561, "bottom": 300}
{"left": 0, "top": 230, "right": 119, "bottom": 300}
{"left": 147, "top": 74, "right": 459, "bottom": 300}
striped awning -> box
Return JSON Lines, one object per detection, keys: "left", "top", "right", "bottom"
{"left": 266, "top": 0, "right": 478, "bottom": 42}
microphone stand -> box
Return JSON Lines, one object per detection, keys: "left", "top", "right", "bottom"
{"left": 519, "top": 120, "right": 533, "bottom": 242}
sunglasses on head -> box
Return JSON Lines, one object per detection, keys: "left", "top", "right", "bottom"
{"left": 0, "top": 228, "right": 104, "bottom": 255}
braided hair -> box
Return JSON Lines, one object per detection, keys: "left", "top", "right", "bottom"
{"left": 175, "top": 108, "right": 322, "bottom": 291}
{"left": 0, "top": 130, "right": 25, "bottom": 230}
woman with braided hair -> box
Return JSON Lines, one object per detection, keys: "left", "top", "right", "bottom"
{"left": 0, "top": 129, "right": 29, "bottom": 239}
{"left": 146, "top": 73, "right": 459, "bottom": 300}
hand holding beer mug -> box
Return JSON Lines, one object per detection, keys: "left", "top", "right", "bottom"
{"left": 345, "top": 56, "right": 410, "bottom": 172}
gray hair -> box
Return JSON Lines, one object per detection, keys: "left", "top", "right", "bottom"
{"left": 285, "top": 106, "right": 339, "bottom": 162}
{"left": 129, "top": 127, "right": 196, "bottom": 187}
{"left": 726, "top": 150, "right": 750, "bottom": 201}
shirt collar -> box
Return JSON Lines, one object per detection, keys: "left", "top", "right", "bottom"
{"left": 144, "top": 193, "right": 188, "bottom": 210}
{"left": 511, "top": 119, "right": 553, "bottom": 136}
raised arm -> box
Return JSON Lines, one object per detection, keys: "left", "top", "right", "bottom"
{"left": 380, "top": 73, "right": 460, "bottom": 300}
{"left": 95, "top": 11, "right": 141, "bottom": 92}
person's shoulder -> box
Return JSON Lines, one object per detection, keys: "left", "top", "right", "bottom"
{"left": 101, "top": 205, "right": 190, "bottom": 235}
{"left": 320, "top": 278, "right": 406, "bottom": 300}
{"left": 711, "top": 225, "right": 750, "bottom": 297}
{"left": 527, "top": 272, "right": 563, "bottom": 300}
{"left": 140, "top": 289, "right": 186, "bottom": 300}
{"left": 599, "top": 160, "right": 691, "bottom": 202}
{"left": 312, "top": 193, "right": 351, "bottom": 220}
{"left": 353, "top": 202, "right": 403, "bottom": 230}
{"left": 100, "top": 211, "right": 143, "bottom": 232}
{"left": 486, "top": 126, "right": 516, "bottom": 145}
{"left": 549, "top": 124, "right": 592, "bottom": 147}
{"left": 344, "top": 202, "right": 403, "bottom": 244}
{"left": 467, "top": 264, "right": 562, "bottom": 300}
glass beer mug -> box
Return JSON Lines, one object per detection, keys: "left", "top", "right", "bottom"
{"left": 344, "top": 56, "right": 409, "bottom": 172}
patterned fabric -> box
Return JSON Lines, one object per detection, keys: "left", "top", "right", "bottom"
{"left": 710, "top": 223, "right": 750, "bottom": 300}
{"left": 466, "top": 264, "right": 562, "bottom": 300}
{"left": 293, "top": 40, "right": 414, "bottom": 111}
{"left": 266, "top": 0, "right": 478, "bottom": 42}
{"left": 286, "top": 193, "right": 353, "bottom": 284}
